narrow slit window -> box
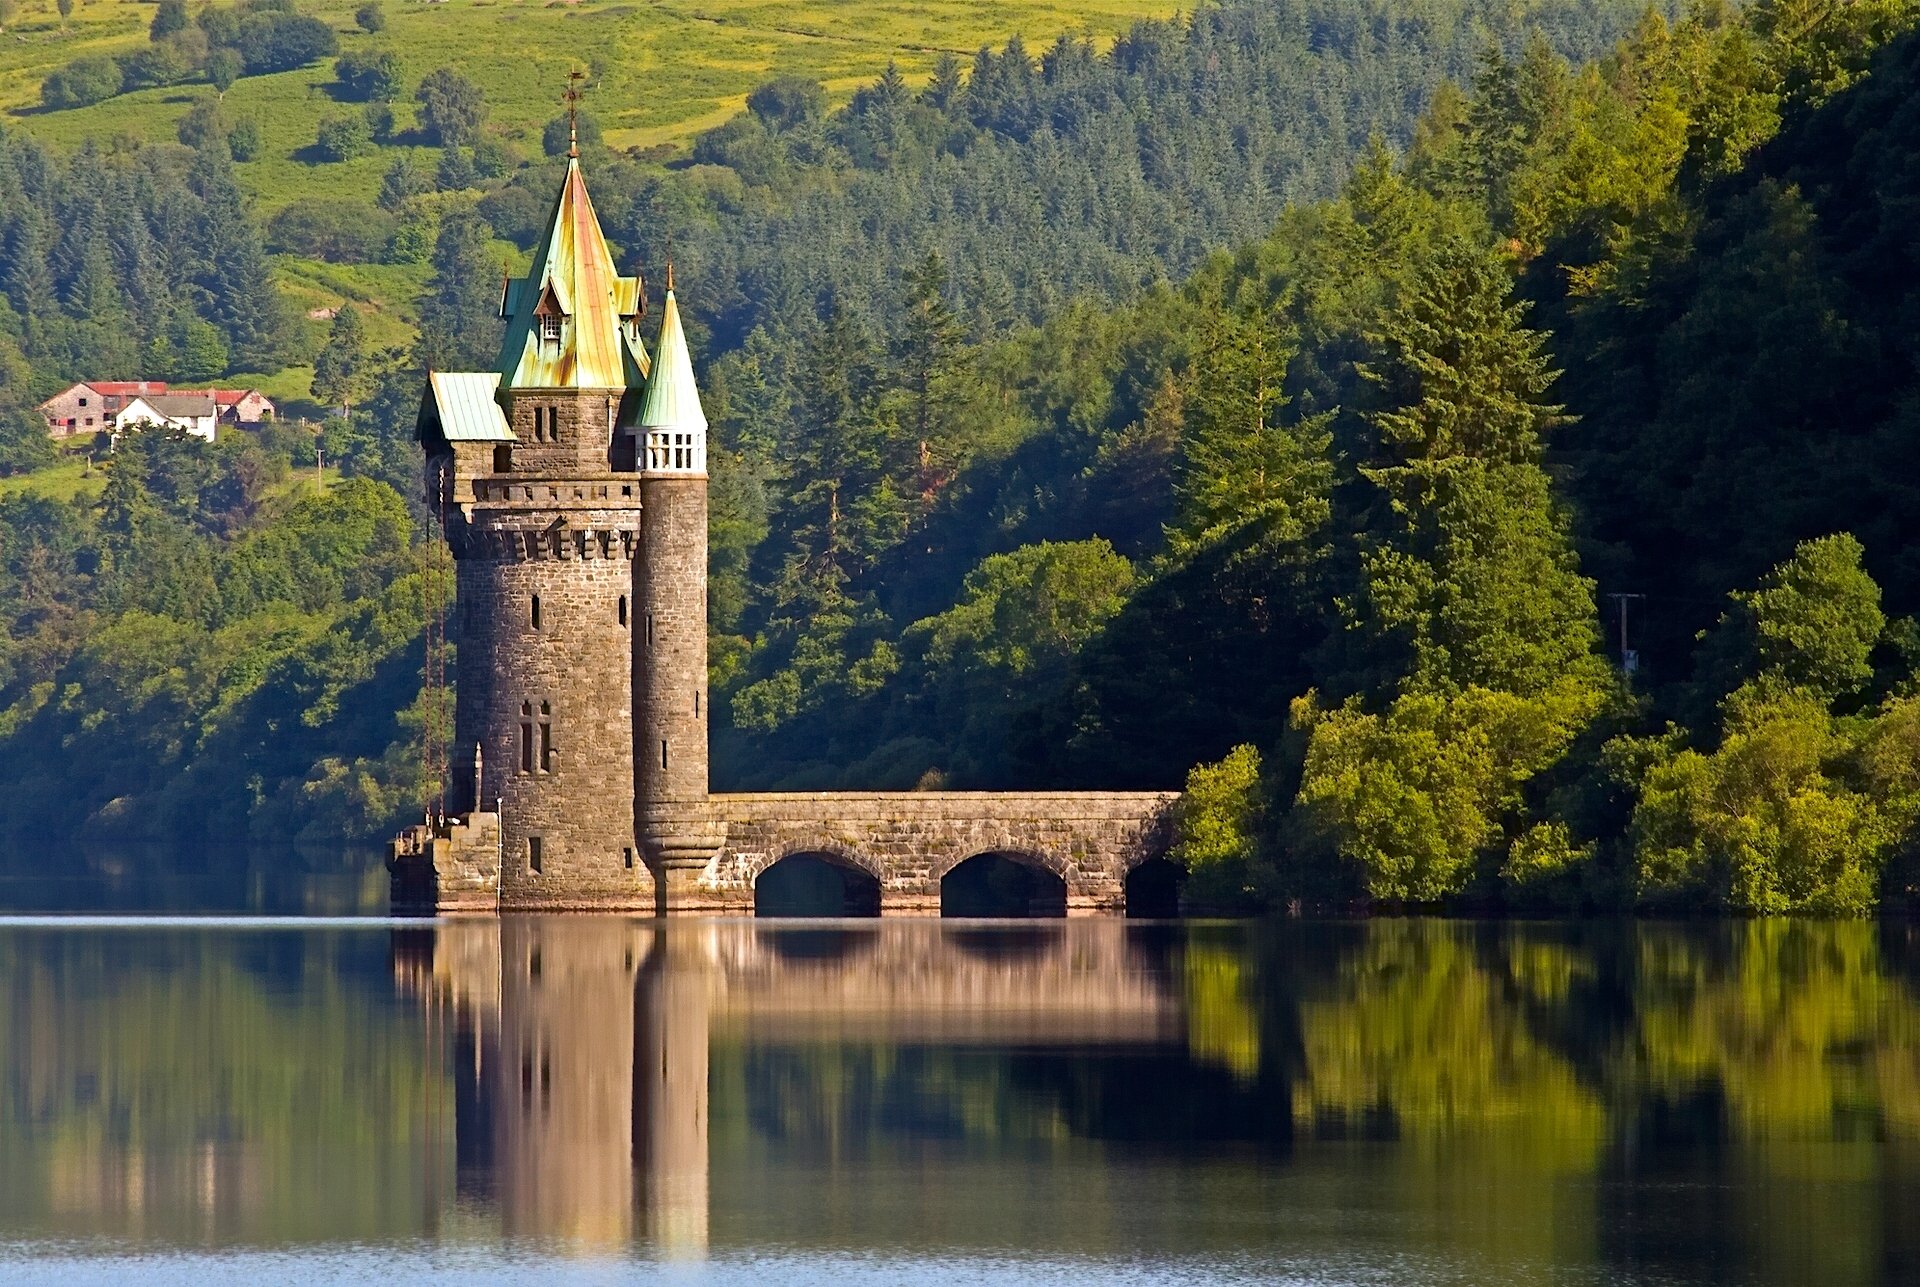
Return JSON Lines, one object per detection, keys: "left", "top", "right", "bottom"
{"left": 538, "top": 701, "right": 553, "bottom": 772}
{"left": 623, "top": 847, "right": 634, "bottom": 870}
{"left": 519, "top": 702, "right": 534, "bottom": 774}
{"left": 693, "top": 690, "right": 700, "bottom": 716}
{"left": 527, "top": 835, "right": 543, "bottom": 874}
{"left": 660, "top": 739, "right": 668, "bottom": 771}
{"left": 646, "top": 614, "right": 654, "bottom": 648}
{"left": 530, "top": 595, "right": 541, "bottom": 630}
{"left": 618, "top": 595, "right": 628, "bottom": 626}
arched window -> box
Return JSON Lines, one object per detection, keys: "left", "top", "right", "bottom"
{"left": 530, "top": 595, "right": 541, "bottom": 630}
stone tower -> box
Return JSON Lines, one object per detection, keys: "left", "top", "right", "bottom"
{"left": 633, "top": 271, "right": 726, "bottom": 894}
{"left": 412, "top": 149, "right": 658, "bottom": 908}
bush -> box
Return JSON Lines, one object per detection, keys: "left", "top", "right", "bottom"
{"left": 469, "top": 135, "right": 517, "bottom": 178}
{"left": 542, "top": 110, "right": 602, "bottom": 156}
{"left": 151, "top": 0, "right": 189, "bottom": 39}
{"left": 1169, "top": 745, "right": 1268, "bottom": 911}
{"left": 746, "top": 75, "right": 825, "bottom": 130}
{"left": 478, "top": 183, "right": 546, "bottom": 246}
{"left": 376, "top": 155, "right": 429, "bottom": 211}
{"left": 231, "top": 12, "right": 337, "bottom": 76}
{"left": 362, "top": 101, "right": 394, "bottom": 142}
{"left": 434, "top": 145, "right": 476, "bottom": 191}
{"left": 207, "top": 48, "right": 242, "bottom": 94}
{"left": 227, "top": 116, "right": 262, "bottom": 161}
{"left": 354, "top": 1, "right": 384, "bottom": 32}
{"left": 266, "top": 198, "right": 393, "bottom": 262}
{"left": 314, "top": 113, "right": 373, "bottom": 162}
{"left": 41, "top": 57, "right": 124, "bottom": 110}
{"left": 177, "top": 97, "right": 230, "bottom": 150}
{"left": 334, "top": 49, "right": 403, "bottom": 101}
{"left": 118, "top": 43, "right": 194, "bottom": 91}
{"left": 386, "top": 214, "right": 433, "bottom": 264}
{"left": 414, "top": 66, "right": 487, "bottom": 146}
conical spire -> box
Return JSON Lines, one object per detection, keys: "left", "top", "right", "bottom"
{"left": 637, "top": 273, "right": 707, "bottom": 473}
{"left": 495, "top": 156, "right": 649, "bottom": 391}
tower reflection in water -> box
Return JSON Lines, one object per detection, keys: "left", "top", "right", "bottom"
{"left": 393, "top": 919, "right": 1181, "bottom": 1258}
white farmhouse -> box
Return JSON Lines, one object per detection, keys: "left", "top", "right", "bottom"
{"left": 113, "top": 394, "right": 219, "bottom": 441}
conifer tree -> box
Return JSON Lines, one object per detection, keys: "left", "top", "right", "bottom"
{"left": 1169, "top": 293, "right": 1333, "bottom": 555}
{"left": 311, "top": 305, "right": 369, "bottom": 413}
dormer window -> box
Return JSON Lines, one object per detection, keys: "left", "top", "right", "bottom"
{"left": 539, "top": 313, "right": 561, "bottom": 343}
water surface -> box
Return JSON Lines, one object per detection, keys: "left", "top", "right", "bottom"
{"left": 0, "top": 915, "right": 1915, "bottom": 1284}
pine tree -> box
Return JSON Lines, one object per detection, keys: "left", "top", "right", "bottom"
{"left": 1169, "top": 293, "right": 1333, "bottom": 554}
{"left": 311, "top": 305, "right": 369, "bottom": 413}
{"left": 415, "top": 210, "right": 500, "bottom": 371}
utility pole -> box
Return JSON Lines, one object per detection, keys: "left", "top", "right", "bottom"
{"left": 1607, "top": 593, "right": 1646, "bottom": 676}
{"left": 316, "top": 444, "right": 324, "bottom": 491}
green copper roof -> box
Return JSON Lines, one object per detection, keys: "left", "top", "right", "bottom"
{"left": 635, "top": 286, "right": 707, "bottom": 434}
{"left": 423, "top": 371, "right": 515, "bottom": 441}
{"left": 496, "top": 157, "right": 650, "bottom": 391}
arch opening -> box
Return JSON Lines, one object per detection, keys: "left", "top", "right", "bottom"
{"left": 941, "top": 853, "right": 1066, "bottom": 919}
{"left": 1125, "top": 859, "right": 1186, "bottom": 918}
{"left": 754, "top": 852, "right": 880, "bottom": 918}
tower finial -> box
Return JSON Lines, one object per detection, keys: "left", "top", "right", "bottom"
{"left": 563, "top": 69, "right": 586, "bottom": 158}
{"left": 664, "top": 230, "right": 675, "bottom": 293}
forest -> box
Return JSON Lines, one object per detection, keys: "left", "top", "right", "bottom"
{"left": 1, "top": 0, "right": 1919, "bottom": 913}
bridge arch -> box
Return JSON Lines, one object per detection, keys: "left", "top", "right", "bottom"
{"left": 940, "top": 851, "right": 1068, "bottom": 918}
{"left": 752, "top": 845, "right": 881, "bottom": 918}
{"left": 1124, "top": 857, "right": 1186, "bottom": 918}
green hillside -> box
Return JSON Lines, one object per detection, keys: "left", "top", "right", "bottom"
{"left": 0, "top": 0, "right": 1179, "bottom": 212}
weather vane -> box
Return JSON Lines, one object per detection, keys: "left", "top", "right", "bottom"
{"left": 562, "top": 69, "right": 587, "bottom": 157}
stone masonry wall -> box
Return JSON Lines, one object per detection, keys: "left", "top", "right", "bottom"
{"left": 454, "top": 481, "right": 654, "bottom": 910}
{"left": 636, "top": 476, "right": 719, "bottom": 871}
{"left": 689, "top": 791, "right": 1180, "bottom": 914}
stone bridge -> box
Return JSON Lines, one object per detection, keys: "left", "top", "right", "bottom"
{"left": 396, "top": 789, "right": 1180, "bottom": 915}
{"left": 684, "top": 790, "right": 1180, "bottom": 916}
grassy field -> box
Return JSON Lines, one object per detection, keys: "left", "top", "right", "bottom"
{"left": 0, "top": 0, "right": 1175, "bottom": 400}
{"left": 1, "top": 0, "right": 1178, "bottom": 213}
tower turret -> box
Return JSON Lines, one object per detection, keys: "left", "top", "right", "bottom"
{"left": 634, "top": 269, "right": 725, "bottom": 888}
{"left": 416, "top": 154, "right": 653, "bottom": 908}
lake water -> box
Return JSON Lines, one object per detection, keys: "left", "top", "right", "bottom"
{"left": 0, "top": 907, "right": 1915, "bottom": 1284}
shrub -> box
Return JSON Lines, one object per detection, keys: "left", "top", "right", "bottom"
{"left": 118, "top": 43, "right": 194, "bottom": 91}
{"left": 542, "top": 110, "right": 602, "bottom": 156}
{"left": 207, "top": 48, "right": 242, "bottom": 94}
{"left": 177, "top": 97, "right": 230, "bottom": 150}
{"left": 469, "top": 135, "right": 517, "bottom": 178}
{"left": 227, "top": 116, "right": 262, "bottom": 161}
{"left": 414, "top": 66, "right": 487, "bottom": 146}
{"left": 151, "top": 0, "right": 189, "bottom": 40}
{"left": 1169, "top": 745, "right": 1268, "bottom": 910}
{"left": 314, "top": 113, "right": 373, "bottom": 162}
{"left": 478, "top": 183, "right": 546, "bottom": 246}
{"left": 376, "top": 155, "right": 430, "bottom": 211}
{"left": 334, "top": 49, "right": 403, "bottom": 101}
{"left": 41, "top": 57, "right": 124, "bottom": 110}
{"left": 232, "top": 12, "right": 337, "bottom": 76}
{"left": 354, "top": 1, "right": 384, "bottom": 32}
{"left": 266, "top": 198, "right": 393, "bottom": 262}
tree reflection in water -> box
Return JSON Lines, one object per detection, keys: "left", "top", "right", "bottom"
{"left": 0, "top": 918, "right": 1914, "bottom": 1282}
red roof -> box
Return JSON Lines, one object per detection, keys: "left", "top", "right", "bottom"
{"left": 87, "top": 381, "right": 170, "bottom": 396}
{"left": 193, "top": 389, "right": 267, "bottom": 406}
